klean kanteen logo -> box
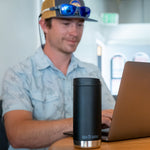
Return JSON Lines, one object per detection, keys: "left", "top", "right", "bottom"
{"left": 70, "top": 0, "right": 81, "bottom": 7}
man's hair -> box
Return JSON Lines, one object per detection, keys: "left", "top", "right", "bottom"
{"left": 45, "top": 18, "right": 52, "bottom": 29}
{"left": 42, "top": 18, "right": 52, "bottom": 38}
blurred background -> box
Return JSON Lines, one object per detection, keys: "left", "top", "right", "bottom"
{"left": 0, "top": 0, "right": 150, "bottom": 97}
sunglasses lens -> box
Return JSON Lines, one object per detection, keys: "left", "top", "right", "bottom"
{"left": 60, "top": 4, "right": 76, "bottom": 16}
{"left": 59, "top": 4, "right": 91, "bottom": 18}
{"left": 80, "top": 7, "right": 90, "bottom": 17}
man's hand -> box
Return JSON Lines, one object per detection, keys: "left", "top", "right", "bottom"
{"left": 102, "top": 109, "right": 113, "bottom": 129}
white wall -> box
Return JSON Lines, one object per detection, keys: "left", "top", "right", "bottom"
{"left": 0, "top": 0, "right": 41, "bottom": 96}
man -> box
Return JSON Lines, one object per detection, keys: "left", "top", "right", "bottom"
{"left": 2, "top": 0, "right": 115, "bottom": 149}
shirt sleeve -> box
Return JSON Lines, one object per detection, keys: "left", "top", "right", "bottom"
{"left": 1, "top": 68, "right": 33, "bottom": 116}
{"left": 87, "top": 64, "right": 116, "bottom": 110}
{"left": 99, "top": 73, "right": 116, "bottom": 110}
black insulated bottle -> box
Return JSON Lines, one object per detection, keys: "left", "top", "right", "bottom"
{"left": 73, "top": 77, "right": 101, "bottom": 148}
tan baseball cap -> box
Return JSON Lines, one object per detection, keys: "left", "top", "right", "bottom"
{"left": 40, "top": 0, "right": 97, "bottom": 22}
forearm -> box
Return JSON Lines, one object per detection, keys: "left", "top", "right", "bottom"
{"left": 5, "top": 117, "right": 73, "bottom": 148}
{"left": 18, "top": 119, "right": 72, "bottom": 148}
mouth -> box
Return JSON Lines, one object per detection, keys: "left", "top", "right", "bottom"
{"left": 68, "top": 40, "right": 77, "bottom": 44}
{"left": 65, "top": 39, "right": 78, "bottom": 46}
{"left": 64, "top": 37, "right": 80, "bottom": 47}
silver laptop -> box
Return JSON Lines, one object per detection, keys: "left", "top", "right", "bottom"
{"left": 102, "top": 61, "right": 150, "bottom": 141}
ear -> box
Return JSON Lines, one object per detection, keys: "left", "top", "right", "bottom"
{"left": 39, "top": 19, "right": 48, "bottom": 34}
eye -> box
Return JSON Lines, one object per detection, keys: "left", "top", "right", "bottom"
{"left": 60, "top": 19, "right": 71, "bottom": 26}
{"left": 77, "top": 22, "right": 84, "bottom": 27}
{"left": 63, "top": 22, "right": 70, "bottom": 26}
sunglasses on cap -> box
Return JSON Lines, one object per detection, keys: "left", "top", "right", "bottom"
{"left": 41, "top": 4, "right": 91, "bottom": 18}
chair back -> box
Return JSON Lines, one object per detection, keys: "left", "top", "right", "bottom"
{"left": 0, "top": 100, "right": 9, "bottom": 150}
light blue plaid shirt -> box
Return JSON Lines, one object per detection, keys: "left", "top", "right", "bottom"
{"left": 2, "top": 47, "right": 115, "bottom": 150}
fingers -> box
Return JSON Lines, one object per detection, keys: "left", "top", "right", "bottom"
{"left": 102, "top": 115, "right": 112, "bottom": 129}
{"left": 101, "top": 109, "right": 114, "bottom": 129}
{"left": 102, "top": 109, "right": 113, "bottom": 119}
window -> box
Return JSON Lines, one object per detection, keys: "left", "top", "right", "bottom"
{"left": 111, "top": 54, "right": 126, "bottom": 95}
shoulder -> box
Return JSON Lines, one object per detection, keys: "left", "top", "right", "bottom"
{"left": 6, "top": 55, "right": 33, "bottom": 74}
{"left": 74, "top": 56, "right": 101, "bottom": 78}
{"left": 3, "top": 58, "right": 32, "bottom": 89}
{"left": 4, "top": 48, "right": 44, "bottom": 78}
{"left": 80, "top": 61, "right": 99, "bottom": 71}
{"left": 3, "top": 49, "right": 40, "bottom": 84}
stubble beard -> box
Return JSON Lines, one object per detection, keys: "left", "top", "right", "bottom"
{"left": 62, "top": 37, "right": 80, "bottom": 54}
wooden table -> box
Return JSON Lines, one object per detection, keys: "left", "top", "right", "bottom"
{"left": 49, "top": 137, "right": 150, "bottom": 150}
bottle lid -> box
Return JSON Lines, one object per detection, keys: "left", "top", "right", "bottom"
{"left": 73, "top": 78, "right": 100, "bottom": 86}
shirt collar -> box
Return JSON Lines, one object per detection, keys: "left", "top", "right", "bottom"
{"left": 33, "top": 47, "right": 53, "bottom": 70}
{"left": 67, "top": 55, "right": 85, "bottom": 73}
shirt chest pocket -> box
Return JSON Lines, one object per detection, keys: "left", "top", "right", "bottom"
{"left": 30, "top": 91, "right": 63, "bottom": 120}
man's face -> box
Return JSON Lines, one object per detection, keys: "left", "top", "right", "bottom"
{"left": 45, "top": 18, "right": 84, "bottom": 55}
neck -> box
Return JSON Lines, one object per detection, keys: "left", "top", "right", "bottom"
{"left": 43, "top": 44, "right": 72, "bottom": 75}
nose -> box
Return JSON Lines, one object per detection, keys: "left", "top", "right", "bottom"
{"left": 68, "top": 23, "right": 78, "bottom": 36}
